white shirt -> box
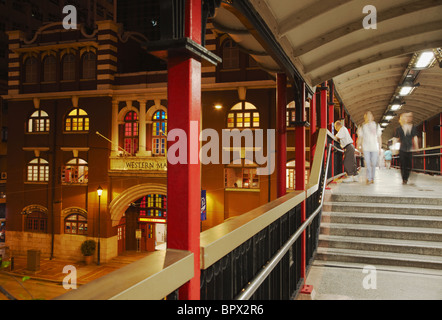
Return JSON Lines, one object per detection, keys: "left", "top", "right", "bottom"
{"left": 336, "top": 126, "right": 353, "bottom": 148}
{"left": 358, "top": 121, "right": 382, "bottom": 152}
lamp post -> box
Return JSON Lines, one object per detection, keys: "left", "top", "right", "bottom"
{"left": 97, "top": 186, "right": 103, "bottom": 265}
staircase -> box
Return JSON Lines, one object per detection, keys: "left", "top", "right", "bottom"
{"left": 316, "top": 193, "right": 442, "bottom": 270}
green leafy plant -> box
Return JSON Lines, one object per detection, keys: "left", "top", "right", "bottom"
{"left": 80, "top": 240, "right": 96, "bottom": 256}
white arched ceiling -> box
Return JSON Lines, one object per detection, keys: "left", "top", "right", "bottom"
{"left": 212, "top": 0, "right": 442, "bottom": 142}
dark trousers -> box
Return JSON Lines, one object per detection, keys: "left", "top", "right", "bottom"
{"left": 344, "top": 144, "right": 357, "bottom": 176}
{"left": 399, "top": 150, "right": 412, "bottom": 182}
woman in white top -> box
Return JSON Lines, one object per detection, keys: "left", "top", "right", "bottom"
{"left": 357, "top": 111, "right": 382, "bottom": 184}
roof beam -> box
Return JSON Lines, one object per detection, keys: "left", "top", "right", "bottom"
{"left": 291, "top": 0, "right": 442, "bottom": 57}
{"left": 310, "top": 40, "right": 442, "bottom": 85}
{"left": 304, "top": 20, "right": 442, "bottom": 74}
{"left": 278, "top": 0, "right": 353, "bottom": 37}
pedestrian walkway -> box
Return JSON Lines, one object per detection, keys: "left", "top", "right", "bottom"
{"left": 1, "top": 251, "right": 153, "bottom": 300}
{"left": 305, "top": 168, "right": 442, "bottom": 300}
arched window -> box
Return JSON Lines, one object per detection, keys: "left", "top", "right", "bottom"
{"left": 25, "top": 210, "right": 47, "bottom": 233}
{"left": 222, "top": 39, "right": 239, "bottom": 69}
{"left": 138, "top": 194, "right": 167, "bottom": 218}
{"left": 227, "top": 102, "right": 260, "bottom": 129}
{"left": 124, "top": 111, "right": 139, "bottom": 155}
{"left": 24, "top": 56, "right": 38, "bottom": 83}
{"left": 42, "top": 55, "right": 56, "bottom": 82}
{"left": 152, "top": 110, "right": 167, "bottom": 155}
{"left": 65, "top": 108, "right": 89, "bottom": 132}
{"left": 82, "top": 52, "right": 96, "bottom": 79}
{"left": 64, "top": 214, "right": 88, "bottom": 235}
{"left": 62, "top": 53, "right": 76, "bottom": 81}
{"left": 27, "top": 158, "right": 49, "bottom": 182}
{"left": 28, "top": 109, "right": 50, "bottom": 133}
{"left": 62, "top": 158, "right": 88, "bottom": 184}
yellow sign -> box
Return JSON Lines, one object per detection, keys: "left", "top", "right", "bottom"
{"left": 110, "top": 157, "right": 167, "bottom": 171}
{"left": 139, "top": 217, "right": 167, "bottom": 224}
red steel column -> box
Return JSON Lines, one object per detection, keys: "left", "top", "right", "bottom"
{"left": 320, "top": 82, "right": 328, "bottom": 129}
{"left": 328, "top": 84, "right": 335, "bottom": 177}
{"left": 277, "top": 73, "right": 287, "bottom": 197}
{"left": 167, "top": 0, "right": 202, "bottom": 300}
{"left": 310, "top": 93, "right": 317, "bottom": 164}
{"left": 295, "top": 82, "right": 306, "bottom": 281}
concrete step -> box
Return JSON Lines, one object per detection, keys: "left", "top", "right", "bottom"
{"left": 316, "top": 247, "right": 442, "bottom": 270}
{"left": 318, "top": 234, "right": 442, "bottom": 257}
{"left": 320, "top": 223, "right": 442, "bottom": 242}
{"left": 329, "top": 193, "right": 442, "bottom": 206}
{"left": 323, "top": 202, "right": 442, "bottom": 217}
{"left": 321, "top": 211, "right": 442, "bottom": 229}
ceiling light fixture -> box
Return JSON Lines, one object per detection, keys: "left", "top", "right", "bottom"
{"left": 414, "top": 51, "right": 435, "bottom": 69}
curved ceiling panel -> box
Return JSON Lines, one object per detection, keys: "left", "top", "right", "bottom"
{"left": 213, "top": 0, "right": 442, "bottom": 143}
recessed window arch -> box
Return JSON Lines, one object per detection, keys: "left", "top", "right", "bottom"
{"left": 65, "top": 108, "right": 90, "bottom": 132}
{"left": 64, "top": 213, "right": 88, "bottom": 235}
{"left": 152, "top": 110, "right": 167, "bottom": 155}
{"left": 24, "top": 56, "right": 38, "bottom": 83}
{"left": 227, "top": 102, "right": 260, "bottom": 129}
{"left": 24, "top": 209, "right": 48, "bottom": 233}
{"left": 222, "top": 39, "right": 239, "bottom": 69}
{"left": 81, "top": 51, "right": 96, "bottom": 79}
{"left": 42, "top": 55, "right": 56, "bottom": 82}
{"left": 123, "top": 111, "right": 139, "bottom": 155}
{"left": 27, "top": 158, "right": 49, "bottom": 182}
{"left": 28, "top": 109, "right": 50, "bottom": 133}
{"left": 62, "top": 158, "right": 88, "bottom": 184}
{"left": 62, "top": 53, "right": 76, "bottom": 81}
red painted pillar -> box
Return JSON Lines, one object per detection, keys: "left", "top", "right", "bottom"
{"left": 310, "top": 93, "right": 317, "bottom": 164}
{"left": 320, "top": 83, "right": 327, "bottom": 129}
{"left": 295, "top": 83, "right": 306, "bottom": 281}
{"left": 167, "top": 0, "right": 202, "bottom": 300}
{"left": 277, "top": 73, "right": 287, "bottom": 197}
{"left": 328, "top": 84, "right": 335, "bottom": 177}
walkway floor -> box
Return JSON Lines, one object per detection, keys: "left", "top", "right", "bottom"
{"left": 305, "top": 167, "right": 442, "bottom": 300}
{"left": 0, "top": 250, "right": 152, "bottom": 300}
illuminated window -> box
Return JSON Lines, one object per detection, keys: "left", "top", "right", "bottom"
{"left": 224, "top": 164, "right": 259, "bottom": 189}
{"left": 43, "top": 55, "right": 56, "bottom": 82}
{"left": 25, "top": 211, "right": 47, "bottom": 233}
{"left": 27, "top": 158, "right": 49, "bottom": 182}
{"left": 138, "top": 194, "right": 167, "bottom": 219}
{"left": 62, "top": 53, "right": 75, "bottom": 81}
{"left": 227, "top": 102, "right": 260, "bottom": 129}
{"left": 24, "top": 56, "right": 38, "bottom": 83}
{"left": 61, "top": 158, "right": 88, "bottom": 184}
{"left": 124, "top": 111, "right": 138, "bottom": 155}
{"left": 65, "top": 108, "right": 89, "bottom": 132}
{"left": 82, "top": 52, "right": 96, "bottom": 79}
{"left": 152, "top": 110, "right": 167, "bottom": 155}
{"left": 286, "top": 101, "right": 295, "bottom": 127}
{"left": 64, "top": 214, "right": 88, "bottom": 235}
{"left": 28, "top": 110, "right": 50, "bottom": 133}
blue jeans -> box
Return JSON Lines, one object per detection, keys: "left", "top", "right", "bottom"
{"left": 364, "top": 151, "right": 378, "bottom": 182}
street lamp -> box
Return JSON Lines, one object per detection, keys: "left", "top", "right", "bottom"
{"left": 97, "top": 186, "right": 103, "bottom": 265}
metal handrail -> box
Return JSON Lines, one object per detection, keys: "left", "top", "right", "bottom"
{"left": 235, "top": 143, "right": 333, "bottom": 300}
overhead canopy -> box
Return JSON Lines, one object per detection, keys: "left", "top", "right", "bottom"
{"left": 212, "top": 0, "right": 442, "bottom": 140}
